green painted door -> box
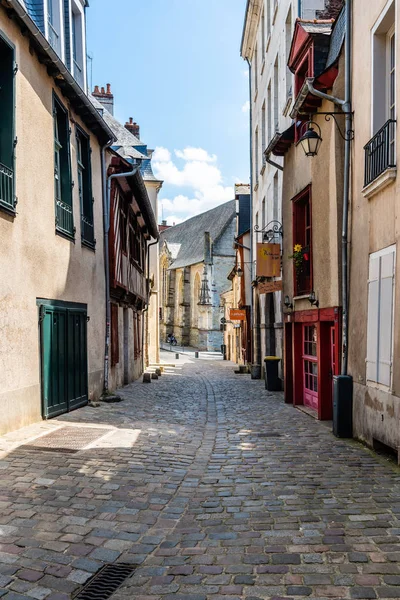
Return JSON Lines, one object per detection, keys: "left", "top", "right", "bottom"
{"left": 40, "top": 301, "right": 88, "bottom": 418}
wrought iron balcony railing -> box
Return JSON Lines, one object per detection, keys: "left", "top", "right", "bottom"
{"left": 364, "top": 119, "right": 396, "bottom": 187}
{"left": 81, "top": 215, "right": 96, "bottom": 248}
{"left": 56, "top": 199, "right": 74, "bottom": 237}
{"left": 0, "top": 162, "right": 14, "bottom": 212}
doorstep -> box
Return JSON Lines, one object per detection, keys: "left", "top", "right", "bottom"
{"left": 296, "top": 405, "right": 333, "bottom": 429}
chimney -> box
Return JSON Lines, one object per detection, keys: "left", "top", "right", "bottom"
{"left": 92, "top": 83, "right": 114, "bottom": 115}
{"left": 124, "top": 117, "right": 140, "bottom": 139}
{"left": 162, "top": 220, "right": 167, "bottom": 226}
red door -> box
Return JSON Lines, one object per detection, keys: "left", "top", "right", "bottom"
{"left": 303, "top": 325, "right": 318, "bottom": 410}
{"left": 330, "top": 326, "right": 336, "bottom": 377}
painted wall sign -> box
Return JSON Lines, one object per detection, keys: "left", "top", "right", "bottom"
{"left": 229, "top": 309, "right": 247, "bottom": 321}
{"left": 256, "top": 243, "right": 281, "bottom": 277}
{"left": 258, "top": 280, "right": 283, "bottom": 294}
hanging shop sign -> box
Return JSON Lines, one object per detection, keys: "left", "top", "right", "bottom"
{"left": 229, "top": 309, "right": 247, "bottom": 321}
{"left": 258, "top": 280, "right": 283, "bottom": 294}
{"left": 256, "top": 243, "right": 281, "bottom": 277}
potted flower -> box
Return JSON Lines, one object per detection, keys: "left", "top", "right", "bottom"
{"left": 289, "top": 244, "right": 304, "bottom": 275}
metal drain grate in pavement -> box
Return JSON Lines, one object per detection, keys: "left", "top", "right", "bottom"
{"left": 254, "top": 432, "right": 282, "bottom": 438}
{"left": 73, "top": 563, "right": 136, "bottom": 600}
{"left": 22, "top": 427, "right": 111, "bottom": 453}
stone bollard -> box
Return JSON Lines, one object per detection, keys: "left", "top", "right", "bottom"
{"left": 151, "top": 373, "right": 158, "bottom": 380}
{"left": 143, "top": 373, "right": 151, "bottom": 383}
{"left": 155, "top": 368, "right": 162, "bottom": 377}
{"left": 175, "top": 353, "right": 179, "bottom": 360}
{"left": 195, "top": 351, "right": 199, "bottom": 358}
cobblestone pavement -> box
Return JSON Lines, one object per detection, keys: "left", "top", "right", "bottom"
{"left": 0, "top": 357, "right": 400, "bottom": 599}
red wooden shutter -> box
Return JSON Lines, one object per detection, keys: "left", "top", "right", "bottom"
{"left": 111, "top": 303, "right": 119, "bottom": 366}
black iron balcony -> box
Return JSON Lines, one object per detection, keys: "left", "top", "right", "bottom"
{"left": 81, "top": 214, "right": 96, "bottom": 249}
{"left": 0, "top": 162, "right": 15, "bottom": 212}
{"left": 364, "top": 119, "right": 396, "bottom": 187}
{"left": 56, "top": 199, "right": 74, "bottom": 237}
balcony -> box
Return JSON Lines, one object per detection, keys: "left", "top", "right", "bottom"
{"left": 81, "top": 214, "right": 96, "bottom": 249}
{"left": 56, "top": 199, "right": 74, "bottom": 238}
{"left": 48, "top": 21, "right": 61, "bottom": 56}
{"left": 0, "top": 162, "right": 15, "bottom": 213}
{"left": 364, "top": 120, "right": 396, "bottom": 193}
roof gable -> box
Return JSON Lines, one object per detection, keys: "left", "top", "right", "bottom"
{"left": 288, "top": 19, "right": 333, "bottom": 74}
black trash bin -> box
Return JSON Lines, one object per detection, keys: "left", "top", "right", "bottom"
{"left": 264, "top": 357, "right": 281, "bottom": 391}
{"left": 221, "top": 344, "right": 227, "bottom": 360}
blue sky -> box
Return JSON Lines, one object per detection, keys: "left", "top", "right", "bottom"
{"left": 87, "top": 0, "right": 250, "bottom": 224}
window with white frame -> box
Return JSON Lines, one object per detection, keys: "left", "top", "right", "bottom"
{"left": 254, "top": 127, "right": 259, "bottom": 182}
{"left": 366, "top": 245, "right": 396, "bottom": 387}
{"left": 267, "top": 82, "right": 272, "bottom": 143}
{"left": 254, "top": 44, "right": 258, "bottom": 93}
{"left": 274, "top": 57, "right": 279, "bottom": 131}
{"left": 372, "top": 1, "right": 395, "bottom": 134}
{"left": 47, "top": 0, "right": 62, "bottom": 56}
{"left": 261, "top": 8, "right": 265, "bottom": 57}
{"left": 266, "top": 0, "right": 271, "bottom": 40}
{"left": 261, "top": 101, "right": 266, "bottom": 159}
{"left": 72, "top": 3, "right": 84, "bottom": 88}
{"left": 285, "top": 9, "right": 293, "bottom": 100}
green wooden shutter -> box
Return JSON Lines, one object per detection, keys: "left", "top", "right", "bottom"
{"left": 0, "top": 35, "right": 16, "bottom": 213}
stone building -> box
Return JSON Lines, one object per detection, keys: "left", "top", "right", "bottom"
{"left": 159, "top": 201, "right": 236, "bottom": 351}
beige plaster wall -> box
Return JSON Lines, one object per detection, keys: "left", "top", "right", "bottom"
{"left": 282, "top": 62, "right": 345, "bottom": 315}
{"left": 145, "top": 182, "right": 160, "bottom": 366}
{"left": 0, "top": 13, "right": 106, "bottom": 433}
{"left": 349, "top": 0, "right": 400, "bottom": 449}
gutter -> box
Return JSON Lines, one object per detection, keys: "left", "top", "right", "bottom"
{"left": 245, "top": 57, "right": 255, "bottom": 366}
{"left": 6, "top": 0, "right": 115, "bottom": 145}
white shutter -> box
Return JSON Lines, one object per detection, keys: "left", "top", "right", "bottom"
{"left": 378, "top": 251, "right": 395, "bottom": 386}
{"left": 366, "top": 255, "right": 380, "bottom": 382}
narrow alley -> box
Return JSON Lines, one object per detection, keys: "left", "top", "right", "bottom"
{"left": 0, "top": 355, "right": 398, "bottom": 600}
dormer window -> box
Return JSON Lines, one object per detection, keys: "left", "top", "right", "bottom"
{"left": 47, "top": 0, "right": 62, "bottom": 56}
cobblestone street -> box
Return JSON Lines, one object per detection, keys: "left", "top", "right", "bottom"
{"left": 0, "top": 356, "right": 399, "bottom": 599}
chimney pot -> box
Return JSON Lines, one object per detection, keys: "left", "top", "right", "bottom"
{"left": 129, "top": 117, "right": 133, "bottom": 124}
{"left": 162, "top": 220, "right": 167, "bottom": 226}
{"left": 101, "top": 86, "right": 105, "bottom": 94}
{"left": 93, "top": 85, "right": 100, "bottom": 94}
{"left": 106, "top": 83, "right": 111, "bottom": 95}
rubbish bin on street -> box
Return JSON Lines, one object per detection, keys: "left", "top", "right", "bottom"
{"left": 264, "top": 356, "right": 281, "bottom": 391}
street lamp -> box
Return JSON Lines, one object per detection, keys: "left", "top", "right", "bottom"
{"left": 284, "top": 295, "right": 293, "bottom": 310}
{"left": 299, "top": 120, "right": 322, "bottom": 157}
{"left": 308, "top": 290, "right": 319, "bottom": 308}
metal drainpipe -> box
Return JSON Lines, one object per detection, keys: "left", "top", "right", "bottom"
{"left": 342, "top": 0, "right": 352, "bottom": 375}
{"left": 102, "top": 161, "right": 141, "bottom": 393}
{"left": 245, "top": 57, "right": 254, "bottom": 367}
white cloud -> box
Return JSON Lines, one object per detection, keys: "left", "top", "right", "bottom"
{"left": 242, "top": 100, "right": 250, "bottom": 113}
{"left": 175, "top": 147, "right": 217, "bottom": 163}
{"left": 154, "top": 146, "right": 234, "bottom": 222}
{"left": 152, "top": 146, "right": 171, "bottom": 162}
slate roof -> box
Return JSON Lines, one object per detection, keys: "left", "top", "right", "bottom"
{"left": 160, "top": 200, "right": 236, "bottom": 270}
{"left": 89, "top": 95, "right": 161, "bottom": 183}
{"left": 325, "top": 7, "right": 345, "bottom": 70}
{"left": 237, "top": 193, "right": 251, "bottom": 237}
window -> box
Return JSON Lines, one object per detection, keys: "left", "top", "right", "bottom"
{"left": 366, "top": 246, "right": 396, "bottom": 387}
{"left": 261, "top": 102, "right": 266, "bottom": 158}
{"left": 292, "top": 186, "right": 312, "bottom": 296}
{"left": 47, "top": 0, "right": 62, "bottom": 56}
{"left": 274, "top": 57, "right": 279, "bottom": 131}
{"left": 372, "top": 2, "right": 395, "bottom": 134}
{"left": 76, "top": 128, "right": 94, "bottom": 248}
{"left": 72, "top": 6, "right": 84, "bottom": 88}
{"left": 273, "top": 172, "right": 279, "bottom": 223}
{"left": 261, "top": 9, "right": 265, "bottom": 56}
{"left": 254, "top": 127, "right": 259, "bottom": 183}
{"left": 120, "top": 205, "right": 127, "bottom": 253}
{"left": 267, "top": 82, "right": 272, "bottom": 143}
{"left": 254, "top": 44, "right": 258, "bottom": 93}
{"left": 0, "top": 34, "right": 15, "bottom": 214}
{"left": 261, "top": 197, "right": 265, "bottom": 229}
{"left": 266, "top": 0, "right": 271, "bottom": 40}
{"left": 54, "top": 95, "right": 74, "bottom": 237}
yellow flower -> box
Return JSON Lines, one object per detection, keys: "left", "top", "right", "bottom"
{"left": 294, "top": 244, "right": 302, "bottom": 253}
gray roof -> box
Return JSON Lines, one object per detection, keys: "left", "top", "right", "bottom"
{"left": 325, "top": 8, "right": 345, "bottom": 69}
{"left": 160, "top": 200, "right": 236, "bottom": 270}
{"left": 89, "top": 94, "right": 148, "bottom": 161}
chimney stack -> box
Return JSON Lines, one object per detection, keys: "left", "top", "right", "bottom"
{"left": 92, "top": 83, "right": 114, "bottom": 115}
{"left": 124, "top": 117, "right": 140, "bottom": 139}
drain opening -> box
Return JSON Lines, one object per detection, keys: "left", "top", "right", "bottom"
{"left": 254, "top": 432, "right": 282, "bottom": 438}
{"left": 73, "top": 563, "right": 135, "bottom": 600}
